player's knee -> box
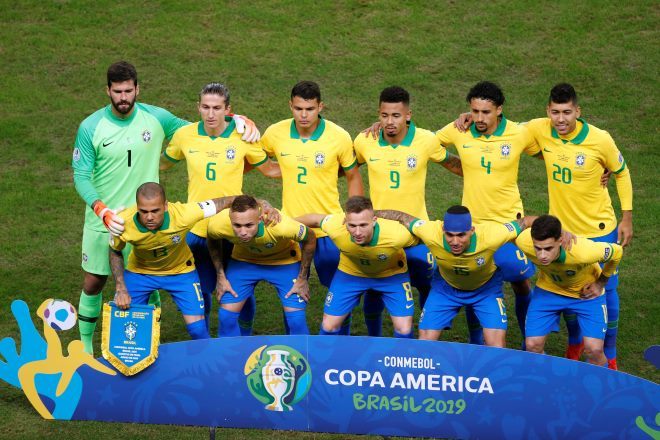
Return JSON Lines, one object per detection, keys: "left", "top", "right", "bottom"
{"left": 583, "top": 342, "right": 605, "bottom": 360}
{"left": 525, "top": 337, "right": 545, "bottom": 353}
{"left": 82, "top": 273, "right": 107, "bottom": 295}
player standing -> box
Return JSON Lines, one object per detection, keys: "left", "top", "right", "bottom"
{"left": 516, "top": 215, "right": 623, "bottom": 366}
{"left": 354, "top": 86, "right": 462, "bottom": 335}
{"left": 261, "top": 81, "right": 363, "bottom": 333}
{"left": 525, "top": 84, "right": 633, "bottom": 369}
{"left": 160, "top": 82, "right": 280, "bottom": 332}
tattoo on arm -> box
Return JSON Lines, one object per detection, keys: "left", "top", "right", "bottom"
{"left": 374, "top": 210, "right": 415, "bottom": 228}
{"left": 298, "top": 233, "right": 316, "bottom": 279}
{"left": 109, "top": 249, "right": 126, "bottom": 288}
{"left": 441, "top": 153, "right": 463, "bottom": 177}
{"left": 207, "top": 238, "right": 226, "bottom": 278}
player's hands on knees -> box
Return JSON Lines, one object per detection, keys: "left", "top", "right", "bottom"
{"left": 232, "top": 114, "right": 261, "bottom": 143}
{"left": 216, "top": 276, "right": 237, "bottom": 300}
{"left": 285, "top": 278, "right": 310, "bottom": 302}
{"left": 580, "top": 281, "right": 604, "bottom": 299}
{"left": 93, "top": 201, "right": 125, "bottom": 235}
{"left": 114, "top": 289, "right": 131, "bottom": 309}
{"left": 560, "top": 229, "right": 577, "bottom": 251}
{"left": 361, "top": 121, "right": 382, "bottom": 139}
{"left": 454, "top": 112, "right": 472, "bottom": 133}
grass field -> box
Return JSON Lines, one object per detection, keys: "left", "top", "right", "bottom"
{"left": 0, "top": 1, "right": 658, "bottom": 438}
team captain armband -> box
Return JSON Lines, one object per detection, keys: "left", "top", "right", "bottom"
{"left": 197, "top": 200, "right": 218, "bottom": 218}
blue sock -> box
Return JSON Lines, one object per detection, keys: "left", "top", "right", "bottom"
{"left": 238, "top": 295, "right": 256, "bottom": 336}
{"left": 363, "top": 293, "right": 385, "bottom": 337}
{"left": 284, "top": 310, "right": 309, "bottom": 335}
{"left": 203, "top": 291, "right": 212, "bottom": 331}
{"left": 218, "top": 309, "right": 241, "bottom": 337}
{"left": 465, "top": 307, "right": 484, "bottom": 345}
{"left": 338, "top": 313, "right": 352, "bottom": 335}
{"left": 393, "top": 329, "right": 413, "bottom": 338}
{"left": 564, "top": 312, "right": 583, "bottom": 345}
{"left": 514, "top": 292, "right": 531, "bottom": 349}
{"left": 604, "top": 287, "right": 619, "bottom": 360}
{"left": 319, "top": 326, "right": 341, "bottom": 335}
{"left": 186, "top": 320, "right": 209, "bottom": 340}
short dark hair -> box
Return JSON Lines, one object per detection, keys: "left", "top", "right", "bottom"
{"left": 107, "top": 61, "right": 138, "bottom": 87}
{"left": 291, "top": 80, "right": 321, "bottom": 102}
{"left": 549, "top": 83, "right": 578, "bottom": 105}
{"left": 379, "top": 86, "right": 410, "bottom": 105}
{"left": 531, "top": 215, "right": 562, "bottom": 241}
{"left": 136, "top": 182, "right": 165, "bottom": 202}
{"left": 446, "top": 205, "right": 470, "bottom": 215}
{"left": 345, "top": 196, "right": 373, "bottom": 214}
{"left": 466, "top": 81, "right": 505, "bottom": 107}
{"left": 230, "top": 195, "right": 259, "bottom": 213}
{"left": 199, "top": 82, "right": 230, "bottom": 105}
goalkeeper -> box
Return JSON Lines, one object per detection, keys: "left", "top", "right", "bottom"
{"left": 72, "top": 61, "right": 259, "bottom": 354}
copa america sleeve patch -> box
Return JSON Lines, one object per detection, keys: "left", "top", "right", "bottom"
{"left": 297, "top": 225, "right": 307, "bottom": 241}
{"left": 603, "top": 245, "right": 613, "bottom": 262}
{"left": 197, "top": 200, "right": 217, "bottom": 218}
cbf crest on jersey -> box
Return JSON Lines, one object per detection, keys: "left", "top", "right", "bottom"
{"left": 406, "top": 155, "right": 418, "bottom": 170}
{"left": 244, "top": 345, "right": 311, "bottom": 412}
{"left": 476, "top": 256, "right": 486, "bottom": 266}
{"left": 226, "top": 146, "right": 237, "bottom": 162}
{"left": 500, "top": 143, "right": 511, "bottom": 159}
{"left": 575, "top": 152, "right": 586, "bottom": 168}
{"left": 377, "top": 253, "right": 388, "bottom": 261}
{"left": 171, "top": 234, "right": 181, "bottom": 244}
{"left": 314, "top": 151, "right": 326, "bottom": 167}
{"left": 142, "top": 130, "right": 152, "bottom": 143}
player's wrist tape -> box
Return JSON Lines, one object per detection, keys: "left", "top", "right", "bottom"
{"left": 198, "top": 200, "right": 218, "bottom": 218}
{"left": 93, "top": 201, "right": 109, "bottom": 217}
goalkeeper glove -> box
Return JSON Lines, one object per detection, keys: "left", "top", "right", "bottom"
{"left": 93, "top": 201, "right": 125, "bottom": 235}
{"left": 232, "top": 114, "right": 261, "bottom": 143}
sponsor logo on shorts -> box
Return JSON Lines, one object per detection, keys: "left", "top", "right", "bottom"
{"left": 142, "top": 130, "right": 152, "bottom": 143}
{"left": 325, "top": 292, "right": 333, "bottom": 306}
{"left": 406, "top": 303, "right": 414, "bottom": 309}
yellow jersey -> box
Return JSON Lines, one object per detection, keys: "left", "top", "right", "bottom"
{"left": 111, "top": 202, "right": 205, "bottom": 275}
{"left": 525, "top": 118, "right": 633, "bottom": 237}
{"left": 261, "top": 117, "right": 357, "bottom": 238}
{"left": 435, "top": 117, "right": 538, "bottom": 223}
{"left": 354, "top": 122, "right": 448, "bottom": 220}
{"left": 163, "top": 118, "right": 268, "bottom": 237}
{"left": 410, "top": 219, "right": 522, "bottom": 290}
{"left": 207, "top": 210, "right": 308, "bottom": 265}
{"left": 516, "top": 229, "right": 623, "bottom": 298}
{"left": 320, "top": 214, "right": 416, "bottom": 278}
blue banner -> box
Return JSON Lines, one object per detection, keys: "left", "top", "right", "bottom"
{"left": 1, "top": 300, "right": 658, "bottom": 438}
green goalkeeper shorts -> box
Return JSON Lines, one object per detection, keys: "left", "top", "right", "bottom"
{"left": 81, "top": 225, "right": 131, "bottom": 275}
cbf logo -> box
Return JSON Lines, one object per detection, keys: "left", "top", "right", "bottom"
{"left": 171, "top": 234, "right": 181, "bottom": 244}
{"left": 325, "top": 292, "right": 333, "bottom": 306}
{"left": 576, "top": 153, "right": 586, "bottom": 168}
{"left": 142, "top": 130, "right": 152, "bottom": 143}
{"left": 377, "top": 253, "right": 388, "bottom": 261}
{"left": 500, "top": 143, "right": 511, "bottom": 158}
{"left": 124, "top": 322, "right": 137, "bottom": 340}
{"left": 245, "top": 345, "right": 311, "bottom": 412}
{"left": 314, "top": 152, "right": 326, "bottom": 167}
{"left": 226, "top": 146, "right": 237, "bottom": 162}
{"left": 406, "top": 155, "right": 418, "bottom": 170}
{"left": 476, "top": 256, "right": 485, "bottom": 266}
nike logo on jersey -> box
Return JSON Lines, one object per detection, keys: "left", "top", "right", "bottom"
{"left": 369, "top": 157, "right": 381, "bottom": 162}
{"left": 102, "top": 141, "right": 113, "bottom": 147}
{"left": 543, "top": 147, "right": 552, "bottom": 153}
{"left": 462, "top": 145, "right": 473, "bottom": 149}
{"left": 189, "top": 149, "right": 199, "bottom": 154}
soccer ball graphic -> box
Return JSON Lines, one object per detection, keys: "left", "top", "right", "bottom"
{"left": 43, "top": 299, "right": 78, "bottom": 331}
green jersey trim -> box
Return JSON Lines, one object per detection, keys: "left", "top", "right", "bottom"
{"left": 255, "top": 221, "right": 265, "bottom": 238}
{"left": 378, "top": 122, "right": 416, "bottom": 148}
{"left": 342, "top": 159, "right": 358, "bottom": 171}
{"left": 556, "top": 247, "right": 567, "bottom": 263}
{"left": 197, "top": 117, "right": 236, "bottom": 140}
{"left": 134, "top": 211, "right": 171, "bottom": 234}
{"left": 290, "top": 116, "right": 326, "bottom": 142}
{"left": 613, "top": 160, "right": 627, "bottom": 174}
{"left": 470, "top": 117, "right": 507, "bottom": 139}
{"left": 163, "top": 151, "right": 180, "bottom": 163}
{"left": 408, "top": 218, "right": 422, "bottom": 234}
{"left": 251, "top": 156, "right": 269, "bottom": 167}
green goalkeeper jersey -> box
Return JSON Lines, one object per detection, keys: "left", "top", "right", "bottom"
{"left": 72, "top": 103, "right": 189, "bottom": 232}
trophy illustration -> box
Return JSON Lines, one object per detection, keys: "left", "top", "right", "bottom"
{"left": 262, "top": 349, "right": 295, "bottom": 411}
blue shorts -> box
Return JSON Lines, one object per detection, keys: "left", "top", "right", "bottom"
{"left": 220, "top": 259, "right": 307, "bottom": 309}
{"left": 405, "top": 243, "right": 435, "bottom": 291}
{"left": 324, "top": 271, "right": 414, "bottom": 317}
{"left": 589, "top": 227, "right": 619, "bottom": 291}
{"left": 420, "top": 272, "right": 507, "bottom": 331}
{"left": 314, "top": 236, "right": 340, "bottom": 288}
{"left": 493, "top": 242, "right": 536, "bottom": 283}
{"left": 124, "top": 270, "right": 205, "bottom": 316}
{"left": 187, "top": 232, "right": 234, "bottom": 296}
{"left": 526, "top": 287, "right": 607, "bottom": 339}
